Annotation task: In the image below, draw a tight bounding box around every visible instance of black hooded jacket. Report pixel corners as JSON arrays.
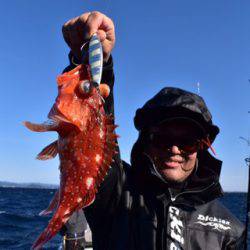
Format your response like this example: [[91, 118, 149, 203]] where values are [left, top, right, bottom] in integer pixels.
[[63, 56, 245, 250]]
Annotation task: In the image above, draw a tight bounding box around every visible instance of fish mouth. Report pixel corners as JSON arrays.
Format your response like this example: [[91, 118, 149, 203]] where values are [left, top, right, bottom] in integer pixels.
[[48, 104, 72, 123], [48, 104, 81, 133]]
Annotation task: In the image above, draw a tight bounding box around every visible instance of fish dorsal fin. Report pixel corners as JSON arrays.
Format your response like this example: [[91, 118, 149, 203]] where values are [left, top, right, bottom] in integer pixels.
[[96, 115, 118, 187], [37, 140, 58, 160]]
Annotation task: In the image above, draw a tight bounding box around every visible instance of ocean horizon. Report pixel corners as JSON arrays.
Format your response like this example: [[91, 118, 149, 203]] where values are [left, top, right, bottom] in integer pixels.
[[0, 180, 247, 192]]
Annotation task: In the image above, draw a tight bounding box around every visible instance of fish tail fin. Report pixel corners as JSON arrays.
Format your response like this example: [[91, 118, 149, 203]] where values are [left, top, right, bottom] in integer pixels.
[[39, 190, 59, 216], [32, 206, 69, 250], [31, 229, 54, 250], [23, 121, 57, 132], [31, 224, 57, 250]]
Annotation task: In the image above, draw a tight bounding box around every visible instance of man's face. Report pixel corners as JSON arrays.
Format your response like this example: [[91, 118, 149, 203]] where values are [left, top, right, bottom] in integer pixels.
[[145, 120, 204, 183]]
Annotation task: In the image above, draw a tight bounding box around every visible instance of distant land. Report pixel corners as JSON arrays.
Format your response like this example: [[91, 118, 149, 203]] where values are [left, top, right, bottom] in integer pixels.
[[0, 181, 58, 189], [0, 181, 246, 193]]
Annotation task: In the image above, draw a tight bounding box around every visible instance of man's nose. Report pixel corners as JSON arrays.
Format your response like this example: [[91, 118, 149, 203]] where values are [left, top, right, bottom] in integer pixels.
[[170, 145, 181, 154]]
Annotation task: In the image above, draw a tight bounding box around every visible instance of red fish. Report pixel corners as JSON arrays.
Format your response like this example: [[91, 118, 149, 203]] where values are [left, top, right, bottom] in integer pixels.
[[24, 64, 117, 249]]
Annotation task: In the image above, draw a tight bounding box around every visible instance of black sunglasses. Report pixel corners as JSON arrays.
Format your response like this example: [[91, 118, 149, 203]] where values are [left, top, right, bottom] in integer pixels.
[[148, 133, 204, 154]]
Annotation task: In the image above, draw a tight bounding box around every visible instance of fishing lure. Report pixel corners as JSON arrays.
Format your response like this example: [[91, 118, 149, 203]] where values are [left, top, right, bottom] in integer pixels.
[[24, 34, 118, 249]]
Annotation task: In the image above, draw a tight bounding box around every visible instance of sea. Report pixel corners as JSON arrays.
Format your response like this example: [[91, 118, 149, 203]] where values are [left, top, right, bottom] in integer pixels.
[[0, 187, 248, 249]]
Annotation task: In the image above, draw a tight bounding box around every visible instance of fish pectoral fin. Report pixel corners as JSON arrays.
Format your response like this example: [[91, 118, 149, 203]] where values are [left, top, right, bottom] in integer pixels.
[[37, 140, 58, 160], [23, 120, 58, 132]]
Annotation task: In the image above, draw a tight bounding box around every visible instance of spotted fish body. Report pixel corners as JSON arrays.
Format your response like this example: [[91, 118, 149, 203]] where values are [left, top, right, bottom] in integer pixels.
[[24, 62, 117, 249]]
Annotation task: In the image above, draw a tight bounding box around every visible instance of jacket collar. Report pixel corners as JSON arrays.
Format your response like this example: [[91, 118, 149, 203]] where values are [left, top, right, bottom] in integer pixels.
[[132, 150, 223, 206]]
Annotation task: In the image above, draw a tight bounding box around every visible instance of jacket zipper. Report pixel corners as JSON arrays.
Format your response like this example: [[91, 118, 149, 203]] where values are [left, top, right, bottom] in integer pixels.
[[169, 182, 216, 202]]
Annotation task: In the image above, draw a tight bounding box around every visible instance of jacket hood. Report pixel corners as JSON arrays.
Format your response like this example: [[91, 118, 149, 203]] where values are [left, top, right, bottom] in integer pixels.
[[134, 87, 219, 143]]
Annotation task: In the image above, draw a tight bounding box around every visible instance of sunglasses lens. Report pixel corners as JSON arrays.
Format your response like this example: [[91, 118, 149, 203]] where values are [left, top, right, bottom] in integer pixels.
[[150, 134, 171, 147], [180, 144, 199, 153], [149, 133, 201, 153]]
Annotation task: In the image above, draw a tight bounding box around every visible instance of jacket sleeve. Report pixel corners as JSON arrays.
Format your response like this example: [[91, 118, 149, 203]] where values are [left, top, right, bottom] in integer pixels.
[[225, 230, 245, 250], [60, 53, 124, 243]]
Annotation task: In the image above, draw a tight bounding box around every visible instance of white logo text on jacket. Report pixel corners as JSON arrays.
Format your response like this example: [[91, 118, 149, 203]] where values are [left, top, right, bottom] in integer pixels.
[[169, 206, 184, 250]]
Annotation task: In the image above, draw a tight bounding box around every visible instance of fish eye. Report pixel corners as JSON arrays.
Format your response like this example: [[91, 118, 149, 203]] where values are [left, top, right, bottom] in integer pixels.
[[79, 80, 92, 94]]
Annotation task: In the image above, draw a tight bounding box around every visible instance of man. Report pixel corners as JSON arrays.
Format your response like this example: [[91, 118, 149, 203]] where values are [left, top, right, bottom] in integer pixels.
[[61, 11, 245, 250]]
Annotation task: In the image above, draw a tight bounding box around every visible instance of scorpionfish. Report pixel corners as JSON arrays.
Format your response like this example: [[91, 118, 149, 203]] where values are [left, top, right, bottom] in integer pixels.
[[24, 63, 118, 249]]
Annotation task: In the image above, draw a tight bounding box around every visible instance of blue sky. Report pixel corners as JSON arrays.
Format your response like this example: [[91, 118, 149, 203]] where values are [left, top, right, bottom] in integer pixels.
[[1, 0, 249, 191]]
